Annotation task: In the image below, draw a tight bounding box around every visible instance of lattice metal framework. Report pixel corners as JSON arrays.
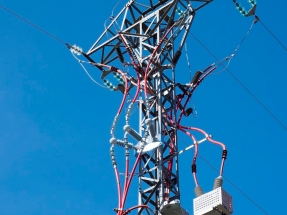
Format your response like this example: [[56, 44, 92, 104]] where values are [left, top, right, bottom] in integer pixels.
[[83, 0, 213, 214]]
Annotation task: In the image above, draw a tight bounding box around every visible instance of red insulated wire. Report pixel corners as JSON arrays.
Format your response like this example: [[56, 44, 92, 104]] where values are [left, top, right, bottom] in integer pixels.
[[122, 205, 150, 215], [179, 127, 199, 186], [97, 64, 129, 115], [221, 158, 227, 176], [179, 125, 227, 177], [179, 125, 226, 149], [122, 159, 129, 206], [206, 138, 226, 177], [120, 153, 142, 213], [206, 137, 226, 151], [179, 126, 208, 137], [115, 36, 140, 204], [131, 72, 141, 104], [165, 135, 175, 200], [98, 63, 129, 212], [118, 34, 141, 104], [118, 34, 138, 69], [116, 69, 129, 114], [164, 111, 174, 125], [114, 167, 122, 210], [177, 66, 217, 124], [176, 95, 184, 112]]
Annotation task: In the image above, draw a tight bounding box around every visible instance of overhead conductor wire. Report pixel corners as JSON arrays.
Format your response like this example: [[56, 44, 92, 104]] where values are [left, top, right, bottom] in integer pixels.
[[1, 3, 274, 215], [255, 15, 287, 52], [177, 136, 269, 215], [0, 4, 67, 45], [190, 19, 287, 132], [186, 11, 270, 215]]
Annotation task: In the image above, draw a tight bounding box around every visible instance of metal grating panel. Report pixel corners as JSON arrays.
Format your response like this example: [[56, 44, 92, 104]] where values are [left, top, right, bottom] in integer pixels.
[[193, 187, 233, 215], [222, 188, 233, 213]]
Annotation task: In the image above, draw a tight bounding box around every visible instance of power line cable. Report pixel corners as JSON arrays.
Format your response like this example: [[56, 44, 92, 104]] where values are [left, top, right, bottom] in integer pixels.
[[190, 30, 287, 132], [197, 153, 269, 215], [0, 4, 109, 89], [256, 15, 287, 52], [0, 4, 68, 46], [177, 136, 269, 215]]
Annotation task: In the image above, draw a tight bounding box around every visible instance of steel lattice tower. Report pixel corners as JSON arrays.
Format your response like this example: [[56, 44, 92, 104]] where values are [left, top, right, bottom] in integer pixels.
[[82, 0, 214, 214]]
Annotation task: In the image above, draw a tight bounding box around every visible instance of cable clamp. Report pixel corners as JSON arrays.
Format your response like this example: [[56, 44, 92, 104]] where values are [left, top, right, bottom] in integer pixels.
[[222, 149, 228, 159]]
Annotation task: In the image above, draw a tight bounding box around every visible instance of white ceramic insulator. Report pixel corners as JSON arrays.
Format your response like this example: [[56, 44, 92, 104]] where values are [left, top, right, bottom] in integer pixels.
[[110, 114, 120, 136], [109, 138, 137, 150], [145, 118, 156, 140], [124, 125, 142, 141], [125, 103, 134, 123]]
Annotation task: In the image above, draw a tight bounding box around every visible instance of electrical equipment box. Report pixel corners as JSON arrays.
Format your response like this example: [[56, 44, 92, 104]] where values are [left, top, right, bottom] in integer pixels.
[[160, 199, 189, 215], [193, 187, 233, 215]]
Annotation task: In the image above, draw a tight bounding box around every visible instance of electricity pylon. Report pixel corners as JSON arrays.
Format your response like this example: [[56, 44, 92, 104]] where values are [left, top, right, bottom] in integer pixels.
[[82, 0, 214, 214]]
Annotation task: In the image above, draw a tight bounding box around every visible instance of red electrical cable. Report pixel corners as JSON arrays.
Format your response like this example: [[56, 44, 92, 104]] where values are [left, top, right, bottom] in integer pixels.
[[132, 72, 141, 104], [206, 137, 226, 151], [122, 205, 151, 215], [179, 127, 199, 186], [97, 63, 130, 213], [117, 35, 142, 209], [219, 158, 225, 177], [118, 34, 139, 68], [120, 153, 142, 215], [165, 136, 175, 200], [207, 138, 226, 176], [114, 167, 122, 210], [122, 159, 129, 206], [118, 33, 142, 104], [179, 125, 227, 177], [177, 66, 217, 124], [97, 63, 129, 115]]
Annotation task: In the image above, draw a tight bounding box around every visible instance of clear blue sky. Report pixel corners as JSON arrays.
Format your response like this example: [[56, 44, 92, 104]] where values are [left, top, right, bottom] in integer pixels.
[[0, 0, 286, 214]]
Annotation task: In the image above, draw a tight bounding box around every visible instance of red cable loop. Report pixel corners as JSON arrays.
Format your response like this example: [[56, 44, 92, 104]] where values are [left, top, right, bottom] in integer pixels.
[[178, 128, 199, 187], [179, 125, 227, 177]]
